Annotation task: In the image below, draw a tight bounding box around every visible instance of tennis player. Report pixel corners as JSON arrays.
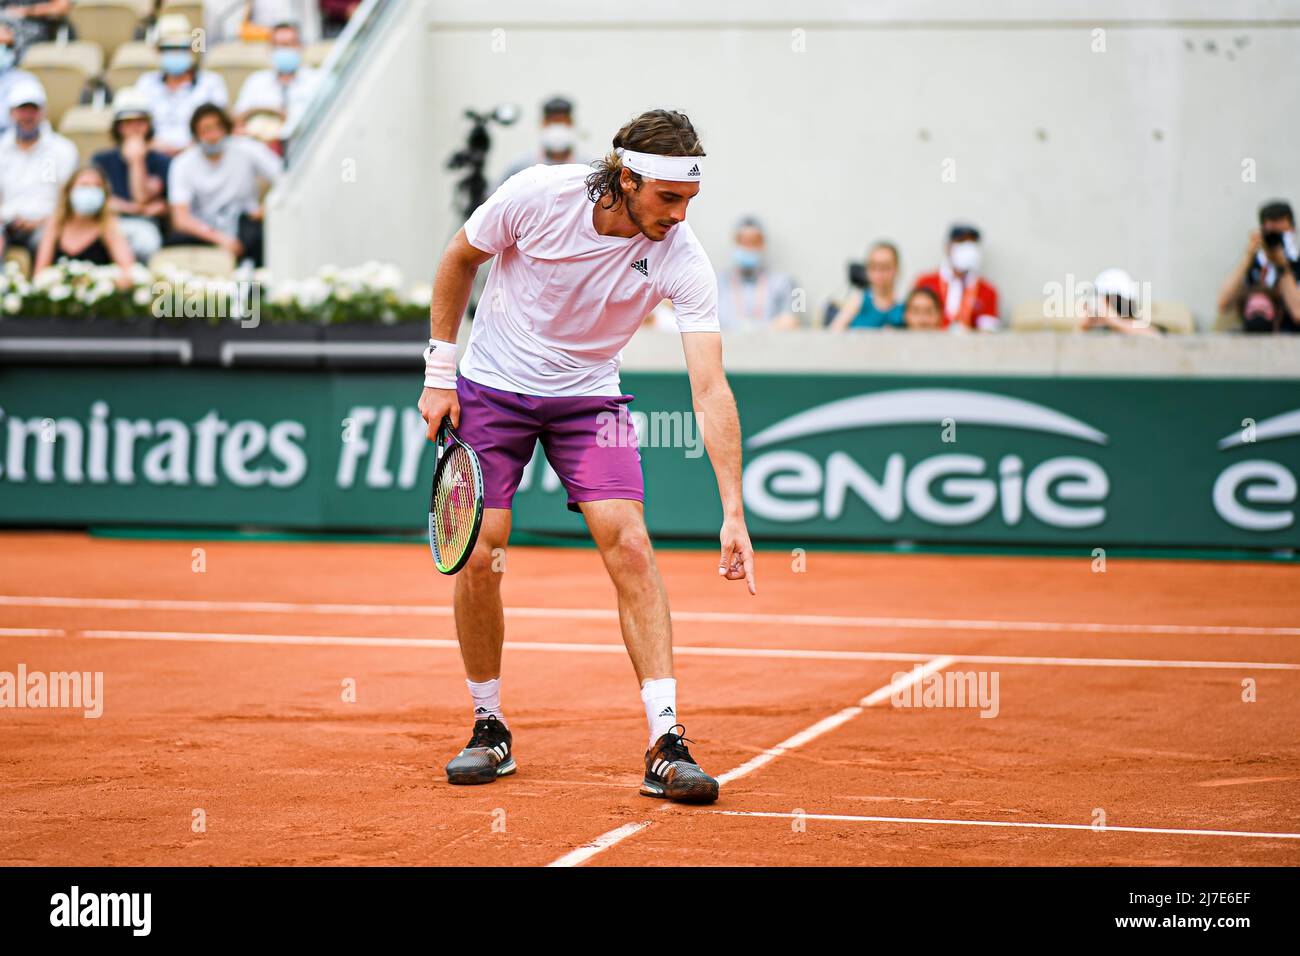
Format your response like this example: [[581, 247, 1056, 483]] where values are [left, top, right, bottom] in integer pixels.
[[418, 109, 755, 804]]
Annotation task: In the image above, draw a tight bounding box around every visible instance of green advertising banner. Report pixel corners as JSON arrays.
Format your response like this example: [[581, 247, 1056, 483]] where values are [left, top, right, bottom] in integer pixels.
[[1, 366, 1297, 548]]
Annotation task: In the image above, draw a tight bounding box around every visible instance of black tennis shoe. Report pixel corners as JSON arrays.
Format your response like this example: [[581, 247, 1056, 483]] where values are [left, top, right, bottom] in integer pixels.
[[445, 715, 515, 785], [641, 724, 719, 803]]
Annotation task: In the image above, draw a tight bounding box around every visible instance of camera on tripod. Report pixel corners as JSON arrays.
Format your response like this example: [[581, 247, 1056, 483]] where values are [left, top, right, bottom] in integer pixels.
[[448, 104, 520, 220]]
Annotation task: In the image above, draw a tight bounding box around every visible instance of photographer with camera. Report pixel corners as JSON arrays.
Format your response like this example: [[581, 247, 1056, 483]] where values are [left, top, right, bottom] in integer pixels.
[[1217, 200, 1300, 332], [828, 241, 905, 331]]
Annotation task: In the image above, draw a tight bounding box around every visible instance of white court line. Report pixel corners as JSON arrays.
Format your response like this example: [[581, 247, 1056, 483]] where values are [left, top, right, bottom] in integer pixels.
[[4, 627, 1300, 672], [543, 822, 654, 868], [0, 594, 1296, 637], [718, 656, 956, 786], [546, 656, 957, 868], [711, 811, 1300, 841]]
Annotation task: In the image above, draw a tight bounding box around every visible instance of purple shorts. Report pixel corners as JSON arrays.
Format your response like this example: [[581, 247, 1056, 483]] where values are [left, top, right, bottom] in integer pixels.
[[454, 376, 643, 512]]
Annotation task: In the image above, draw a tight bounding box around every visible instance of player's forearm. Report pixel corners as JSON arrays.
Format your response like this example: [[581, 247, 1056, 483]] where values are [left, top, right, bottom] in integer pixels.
[[693, 382, 745, 518], [428, 250, 478, 342]]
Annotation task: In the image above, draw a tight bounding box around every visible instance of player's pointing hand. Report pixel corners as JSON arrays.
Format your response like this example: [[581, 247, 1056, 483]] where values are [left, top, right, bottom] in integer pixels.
[[718, 516, 757, 595]]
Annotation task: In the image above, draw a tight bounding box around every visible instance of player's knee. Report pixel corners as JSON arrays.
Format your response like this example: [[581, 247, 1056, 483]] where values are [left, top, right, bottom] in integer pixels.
[[607, 527, 654, 577], [461, 543, 505, 584]]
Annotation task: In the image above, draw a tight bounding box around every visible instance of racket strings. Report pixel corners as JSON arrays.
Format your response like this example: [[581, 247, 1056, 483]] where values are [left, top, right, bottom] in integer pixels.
[[433, 444, 477, 565]]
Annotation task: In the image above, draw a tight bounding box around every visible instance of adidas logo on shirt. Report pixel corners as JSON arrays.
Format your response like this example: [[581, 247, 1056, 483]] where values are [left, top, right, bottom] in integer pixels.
[[687, 164, 700, 177], [658, 706, 675, 717], [631, 257, 649, 277]]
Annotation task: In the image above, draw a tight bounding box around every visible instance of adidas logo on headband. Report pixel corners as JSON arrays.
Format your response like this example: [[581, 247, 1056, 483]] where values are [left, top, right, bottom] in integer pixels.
[[617, 147, 704, 183]]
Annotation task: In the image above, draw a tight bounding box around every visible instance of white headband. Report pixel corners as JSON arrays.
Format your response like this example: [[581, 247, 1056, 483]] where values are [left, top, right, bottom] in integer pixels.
[[616, 148, 703, 183]]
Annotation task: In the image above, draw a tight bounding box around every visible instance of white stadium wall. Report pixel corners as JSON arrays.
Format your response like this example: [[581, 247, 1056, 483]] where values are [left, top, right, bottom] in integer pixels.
[[267, 0, 1300, 330]]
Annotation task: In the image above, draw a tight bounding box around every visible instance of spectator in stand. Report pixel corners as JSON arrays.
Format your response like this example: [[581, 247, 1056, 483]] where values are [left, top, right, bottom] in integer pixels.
[[0, 77, 77, 255], [1236, 286, 1286, 334], [499, 96, 585, 186], [137, 14, 229, 156], [0, 0, 69, 52], [92, 86, 170, 264], [715, 216, 798, 331], [320, 0, 360, 39], [829, 241, 905, 330], [33, 165, 135, 284], [1216, 200, 1300, 333], [219, 0, 321, 44], [913, 223, 1000, 331], [234, 21, 322, 139], [0, 21, 39, 137], [167, 103, 282, 267], [1076, 268, 1158, 337], [902, 286, 945, 331]]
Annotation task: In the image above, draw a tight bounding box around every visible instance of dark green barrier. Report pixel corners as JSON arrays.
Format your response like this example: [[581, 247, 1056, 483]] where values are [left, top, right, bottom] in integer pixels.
[[1, 366, 1297, 548]]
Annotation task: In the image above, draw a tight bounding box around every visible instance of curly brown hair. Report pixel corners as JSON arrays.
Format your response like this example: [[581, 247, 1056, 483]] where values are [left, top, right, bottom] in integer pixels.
[[585, 109, 706, 211]]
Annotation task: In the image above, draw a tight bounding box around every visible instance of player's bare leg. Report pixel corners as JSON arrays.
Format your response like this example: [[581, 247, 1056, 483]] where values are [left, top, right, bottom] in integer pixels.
[[580, 497, 719, 803], [453, 506, 512, 681], [445, 507, 515, 784], [579, 498, 673, 682]]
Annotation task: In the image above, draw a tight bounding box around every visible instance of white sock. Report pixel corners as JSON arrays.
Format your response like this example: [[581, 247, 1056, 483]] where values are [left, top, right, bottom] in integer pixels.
[[641, 677, 678, 747], [467, 677, 505, 726]]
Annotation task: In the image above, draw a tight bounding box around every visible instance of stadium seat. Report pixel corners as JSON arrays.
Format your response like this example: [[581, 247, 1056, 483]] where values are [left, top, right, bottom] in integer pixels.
[[157, 0, 204, 31], [19, 42, 105, 127], [104, 41, 159, 92], [205, 43, 273, 102], [58, 104, 115, 157], [1009, 299, 1076, 332], [150, 245, 237, 278], [1150, 301, 1194, 335], [3, 245, 34, 280], [1213, 307, 1242, 332], [304, 41, 334, 68], [68, 0, 147, 65]]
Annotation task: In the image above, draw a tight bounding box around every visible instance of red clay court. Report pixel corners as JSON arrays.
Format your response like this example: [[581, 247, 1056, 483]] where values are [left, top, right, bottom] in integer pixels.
[[1, 531, 1296, 867]]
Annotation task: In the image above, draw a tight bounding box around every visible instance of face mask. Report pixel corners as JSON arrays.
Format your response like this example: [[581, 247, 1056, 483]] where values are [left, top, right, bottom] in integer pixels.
[[15, 122, 40, 143], [540, 123, 576, 153], [200, 137, 226, 157], [0, 45, 15, 72], [271, 47, 302, 74], [70, 185, 105, 216], [734, 247, 763, 271], [160, 50, 193, 77], [949, 241, 981, 273]]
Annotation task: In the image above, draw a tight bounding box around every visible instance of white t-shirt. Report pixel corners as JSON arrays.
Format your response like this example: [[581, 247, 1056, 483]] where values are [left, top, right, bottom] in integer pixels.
[[168, 136, 282, 236], [136, 70, 230, 152], [0, 125, 78, 222], [460, 163, 719, 397], [234, 67, 322, 127]]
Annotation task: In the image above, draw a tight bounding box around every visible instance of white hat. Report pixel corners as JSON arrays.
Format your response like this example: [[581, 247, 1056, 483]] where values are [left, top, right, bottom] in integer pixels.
[[156, 13, 194, 48], [112, 86, 151, 121], [7, 77, 46, 110], [1094, 267, 1139, 301]]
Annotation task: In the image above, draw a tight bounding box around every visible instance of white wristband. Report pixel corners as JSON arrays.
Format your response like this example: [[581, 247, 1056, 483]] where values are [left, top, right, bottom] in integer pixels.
[[423, 338, 458, 389]]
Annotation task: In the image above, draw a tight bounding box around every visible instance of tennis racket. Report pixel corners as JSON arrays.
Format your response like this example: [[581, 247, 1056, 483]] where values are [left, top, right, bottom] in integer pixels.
[[428, 417, 484, 575]]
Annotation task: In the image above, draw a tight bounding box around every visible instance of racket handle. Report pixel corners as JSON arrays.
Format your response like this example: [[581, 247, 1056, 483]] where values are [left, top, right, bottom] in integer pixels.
[[436, 416, 456, 458]]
